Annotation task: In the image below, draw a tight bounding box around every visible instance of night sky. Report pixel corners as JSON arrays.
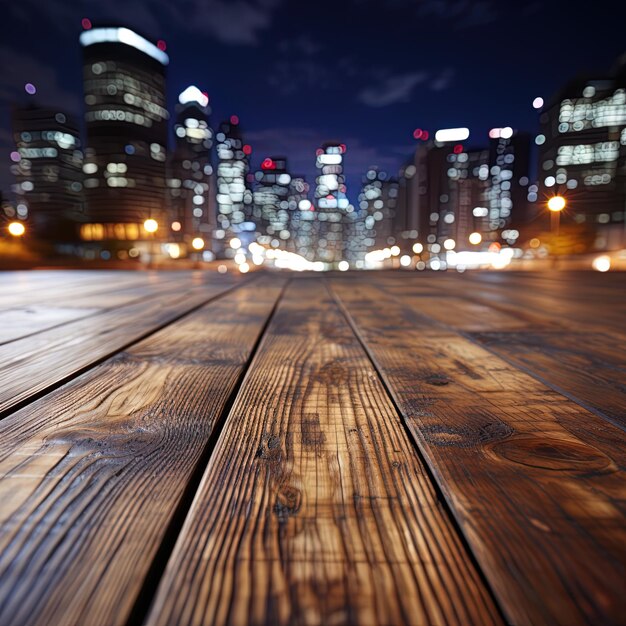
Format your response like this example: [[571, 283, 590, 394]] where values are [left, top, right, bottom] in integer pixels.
[[1, 0, 625, 200]]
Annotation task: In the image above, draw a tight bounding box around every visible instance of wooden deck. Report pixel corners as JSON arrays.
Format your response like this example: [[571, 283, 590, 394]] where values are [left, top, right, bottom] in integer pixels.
[[0, 270, 624, 626]]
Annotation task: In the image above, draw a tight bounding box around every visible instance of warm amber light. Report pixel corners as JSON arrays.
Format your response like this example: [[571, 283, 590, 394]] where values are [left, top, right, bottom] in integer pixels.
[[547, 196, 566, 212], [143, 218, 158, 233], [8, 221, 26, 237], [191, 237, 204, 250], [468, 232, 482, 245]]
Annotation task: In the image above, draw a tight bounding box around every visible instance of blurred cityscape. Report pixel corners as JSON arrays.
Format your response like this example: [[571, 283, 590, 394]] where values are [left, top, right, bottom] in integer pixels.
[[1, 22, 625, 272]]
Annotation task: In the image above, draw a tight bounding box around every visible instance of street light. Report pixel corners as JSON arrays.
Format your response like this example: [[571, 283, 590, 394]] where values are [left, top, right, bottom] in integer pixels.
[[547, 195, 566, 266], [547, 195, 566, 213], [468, 232, 482, 245], [7, 221, 26, 237], [143, 218, 158, 234], [143, 219, 159, 267], [547, 195, 566, 239]]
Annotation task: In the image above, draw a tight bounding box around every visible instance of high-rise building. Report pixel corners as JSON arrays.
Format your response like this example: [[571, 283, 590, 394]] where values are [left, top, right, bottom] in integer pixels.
[[252, 156, 291, 247], [314, 143, 349, 265], [215, 117, 253, 254], [11, 105, 84, 241], [79, 25, 169, 246], [287, 175, 314, 257], [395, 128, 529, 258], [536, 57, 626, 250], [168, 86, 213, 244]]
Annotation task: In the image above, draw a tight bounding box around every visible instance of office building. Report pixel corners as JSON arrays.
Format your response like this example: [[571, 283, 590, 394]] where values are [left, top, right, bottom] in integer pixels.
[[79, 25, 169, 245]]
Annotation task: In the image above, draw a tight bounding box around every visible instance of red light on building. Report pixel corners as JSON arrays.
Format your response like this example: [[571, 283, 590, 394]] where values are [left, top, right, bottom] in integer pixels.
[[340, 143, 347, 153], [157, 40, 167, 51], [262, 158, 275, 170], [422, 130, 429, 140], [413, 128, 423, 139], [81, 18, 92, 29], [243, 144, 252, 155], [453, 144, 463, 154], [316, 148, 323, 156], [230, 115, 239, 125], [202, 91, 209, 102]]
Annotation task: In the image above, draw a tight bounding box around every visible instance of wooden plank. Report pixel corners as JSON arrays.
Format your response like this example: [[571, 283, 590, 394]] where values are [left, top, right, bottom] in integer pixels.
[[375, 274, 626, 429], [330, 278, 626, 626], [0, 274, 214, 345], [472, 330, 626, 430], [454, 272, 626, 336], [0, 306, 100, 344], [0, 271, 149, 309], [0, 277, 285, 626], [0, 273, 243, 416], [0, 271, 197, 311], [146, 279, 502, 626]]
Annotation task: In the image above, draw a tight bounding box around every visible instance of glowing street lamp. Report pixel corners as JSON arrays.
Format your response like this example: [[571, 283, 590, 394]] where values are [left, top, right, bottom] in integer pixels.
[[7, 221, 26, 237], [547, 195, 566, 260], [468, 232, 482, 245], [191, 237, 204, 250], [547, 195, 566, 212], [143, 218, 158, 233]]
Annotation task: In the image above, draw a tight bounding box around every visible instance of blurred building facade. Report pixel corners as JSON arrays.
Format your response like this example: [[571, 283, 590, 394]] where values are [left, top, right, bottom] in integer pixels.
[[314, 143, 349, 264], [10, 106, 84, 241], [535, 57, 626, 251], [79, 26, 169, 248], [252, 156, 291, 248], [214, 118, 253, 254], [168, 86, 214, 245]]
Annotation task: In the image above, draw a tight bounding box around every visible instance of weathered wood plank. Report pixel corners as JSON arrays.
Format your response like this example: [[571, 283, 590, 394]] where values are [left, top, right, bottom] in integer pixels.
[[0, 277, 285, 626], [0, 274, 243, 416], [146, 279, 502, 626], [0, 274, 218, 345], [330, 278, 626, 626], [471, 330, 626, 429]]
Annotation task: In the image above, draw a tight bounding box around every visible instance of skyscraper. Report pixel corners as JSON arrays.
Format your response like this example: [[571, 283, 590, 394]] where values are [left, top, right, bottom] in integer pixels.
[[168, 86, 213, 244], [79, 25, 169, 246], [215, 117, 253, 254], [252, 156, 291, 247], [11, 105, 84, 241], [314, 143, 349, 265], [536, 57, 626, 250]]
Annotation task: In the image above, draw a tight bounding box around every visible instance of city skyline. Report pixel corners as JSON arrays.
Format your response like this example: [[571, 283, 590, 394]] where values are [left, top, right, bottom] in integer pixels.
[[1, 0, 625, 198]]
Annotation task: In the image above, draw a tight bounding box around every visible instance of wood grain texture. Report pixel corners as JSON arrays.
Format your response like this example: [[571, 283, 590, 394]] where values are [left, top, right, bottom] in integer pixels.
[[0, 277, 285, 626], [0, 273, 242, 416], [471, 330, 626, 430], [330, 278, 626, 626], [146, 279, 502, 626]]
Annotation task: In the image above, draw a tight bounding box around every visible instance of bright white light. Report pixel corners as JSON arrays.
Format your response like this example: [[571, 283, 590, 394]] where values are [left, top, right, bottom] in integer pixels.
[[390, 245, 400, 256], [338, 261, 349, 271], [179, 86, 208, 107], [435, 127, 470, 142], [80, 27, 169, 65], [592, 255, 611, 272], [400, 255, 411, 267], [469, 232, 482, 245], [298, 199, 312, 211], [234, 252, 246, 265], [230, 237, 241, 249], [443, 238, 456, 250], [318, 154, 342, 165], [533, 97, 544, 109], [489, 127, 513, 139], [239, 263, 250, 274], [412, 242, 423, 254]]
